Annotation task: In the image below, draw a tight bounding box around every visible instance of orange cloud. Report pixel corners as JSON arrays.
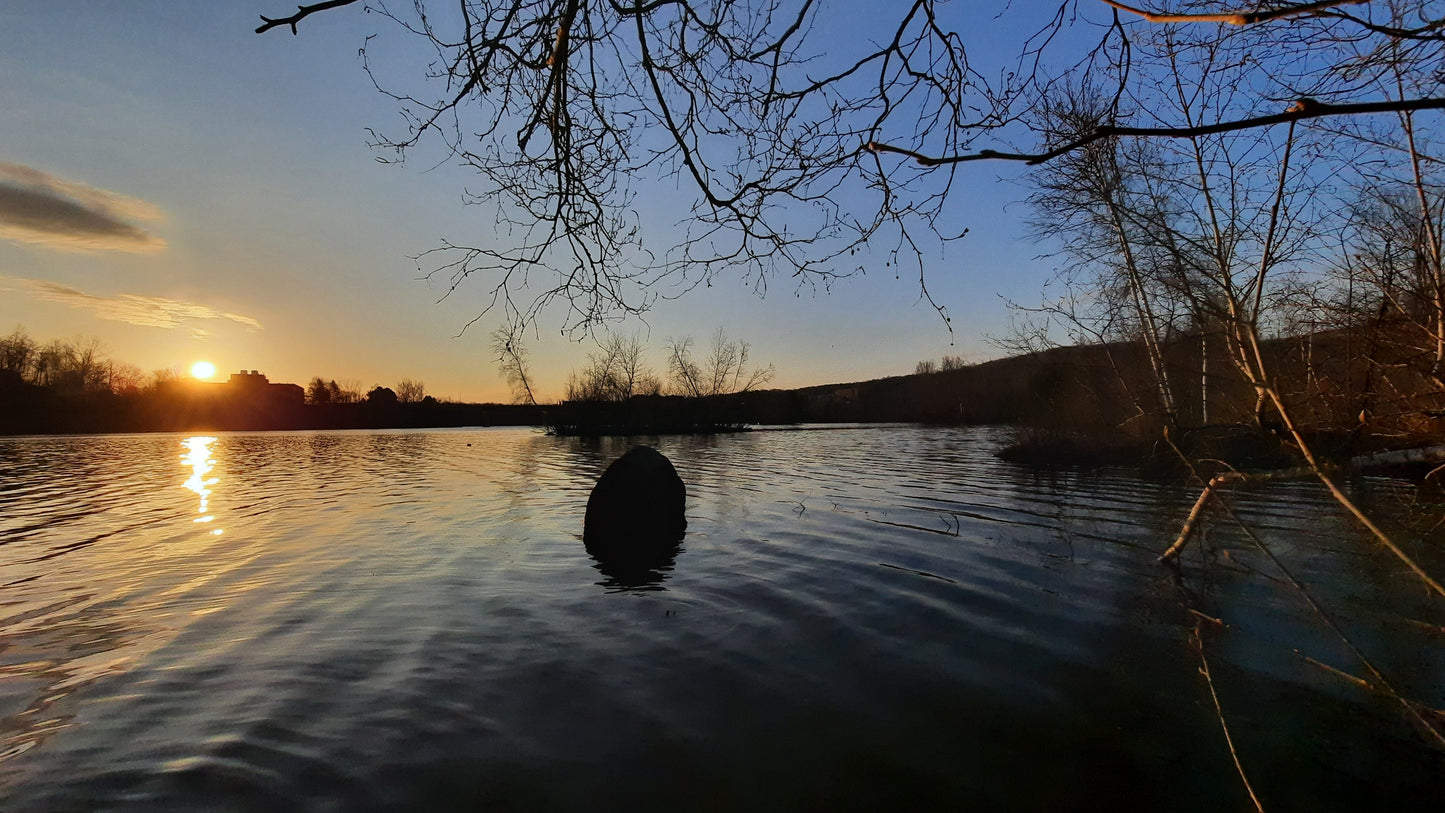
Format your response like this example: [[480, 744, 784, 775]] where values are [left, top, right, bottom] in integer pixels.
[[0, 161, 165, 253]]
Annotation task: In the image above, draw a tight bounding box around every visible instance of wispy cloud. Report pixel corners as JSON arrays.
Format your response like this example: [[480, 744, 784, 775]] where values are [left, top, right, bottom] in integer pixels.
[[0, 161, 165, 253], [2, 276, 262, 331]]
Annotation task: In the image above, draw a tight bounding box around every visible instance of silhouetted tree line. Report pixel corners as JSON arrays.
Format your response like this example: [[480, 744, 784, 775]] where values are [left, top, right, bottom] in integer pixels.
[[914, 356, 966, 376], [1, 328, 147, 395], [7, 319, 1441, 449], [0, 327, 547, 435]]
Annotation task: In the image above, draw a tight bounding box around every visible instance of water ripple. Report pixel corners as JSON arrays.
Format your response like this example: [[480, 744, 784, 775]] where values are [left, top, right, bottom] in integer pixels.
[[0, 426, 1440, 809]]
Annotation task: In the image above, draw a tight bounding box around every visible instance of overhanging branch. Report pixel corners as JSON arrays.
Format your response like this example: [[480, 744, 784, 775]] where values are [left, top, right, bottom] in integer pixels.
[[1100, 0, 1369, 26], [866, 97, 1445, 168], [256, 0, 361, 35]]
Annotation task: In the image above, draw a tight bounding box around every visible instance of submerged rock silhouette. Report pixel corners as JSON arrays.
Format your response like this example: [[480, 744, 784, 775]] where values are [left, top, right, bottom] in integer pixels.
[[584, 446, 687, 566]]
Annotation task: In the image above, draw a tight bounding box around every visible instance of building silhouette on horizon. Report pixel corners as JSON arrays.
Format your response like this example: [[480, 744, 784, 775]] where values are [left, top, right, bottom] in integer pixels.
[[222, 369, 305, 406]]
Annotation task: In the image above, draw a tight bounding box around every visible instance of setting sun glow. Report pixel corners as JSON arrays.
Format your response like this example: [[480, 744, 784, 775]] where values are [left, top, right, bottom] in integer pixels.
[[190, 361, 216, 380]]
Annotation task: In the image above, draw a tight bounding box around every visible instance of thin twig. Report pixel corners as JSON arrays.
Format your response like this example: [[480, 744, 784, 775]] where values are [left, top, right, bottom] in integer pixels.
[[1156, 423, 1445, 596], [1188, 608, 1225, 627], [1192, 619, 1267, 812], [1213, 498, 1445, 748], [1296, 651, 1375, 690], [1296, 651, 1445, 725]]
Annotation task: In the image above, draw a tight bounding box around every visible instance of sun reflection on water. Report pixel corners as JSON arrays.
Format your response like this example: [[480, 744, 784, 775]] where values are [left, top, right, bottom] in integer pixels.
[[181, 436, 223, 536]]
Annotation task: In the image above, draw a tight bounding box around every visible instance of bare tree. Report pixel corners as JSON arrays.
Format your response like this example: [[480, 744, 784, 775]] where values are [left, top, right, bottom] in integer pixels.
[[23, 336, 110, 394], [306, 376, 332, 404], [335, 379, 365, 403], [256, 1, 1445, 338], [665, 336, 703, 398], [564, 330, 667, 401], [149, 367, 182, 391], [32, 340, 68, 389], [0, 327, 36, 380], [0, 330, 130, 395], [613, 332, 662, 397], [1332, 120, 1445, 391], [1027, 86, 1183, 426], [914, 360, 938, 375], [303, 377, 361, 404], [395, 378, 426, 403], [491, 327, 538, 404], [565, 337, 622, 402], [107, 361, 148, 395], [255, 0, 999, 333], [667, 328, 773, 397]]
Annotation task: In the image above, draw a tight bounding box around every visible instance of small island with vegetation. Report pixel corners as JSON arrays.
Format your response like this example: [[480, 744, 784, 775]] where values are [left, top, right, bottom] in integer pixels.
[[517, 329, 775, 436]]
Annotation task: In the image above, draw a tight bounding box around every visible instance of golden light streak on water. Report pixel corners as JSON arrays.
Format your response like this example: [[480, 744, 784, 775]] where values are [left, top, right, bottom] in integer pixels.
[[181, 435, 222, 535]]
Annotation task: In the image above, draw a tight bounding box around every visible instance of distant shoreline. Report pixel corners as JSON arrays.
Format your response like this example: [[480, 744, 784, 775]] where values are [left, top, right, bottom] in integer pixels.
[[7, 332, 1443, 480]]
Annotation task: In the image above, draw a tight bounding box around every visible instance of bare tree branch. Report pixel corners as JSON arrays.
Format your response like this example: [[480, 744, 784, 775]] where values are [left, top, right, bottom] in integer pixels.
[[253, 0, 1445, 357], [1100, 0, 1368, 27], [491, 326, 538, 404], [867, 97, 1445, 168], [256, 0, 361, 35]]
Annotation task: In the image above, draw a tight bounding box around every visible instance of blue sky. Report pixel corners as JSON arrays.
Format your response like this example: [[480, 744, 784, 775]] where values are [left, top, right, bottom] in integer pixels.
[[0, 1, 1072, 402]]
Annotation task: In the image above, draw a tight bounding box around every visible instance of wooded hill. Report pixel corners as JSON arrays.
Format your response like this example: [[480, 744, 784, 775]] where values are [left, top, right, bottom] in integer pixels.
[[744, 325, 1444, 463]]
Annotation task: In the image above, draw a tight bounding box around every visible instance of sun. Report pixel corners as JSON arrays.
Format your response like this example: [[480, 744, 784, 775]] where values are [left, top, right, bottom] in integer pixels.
[[190, 361, 217, 380]]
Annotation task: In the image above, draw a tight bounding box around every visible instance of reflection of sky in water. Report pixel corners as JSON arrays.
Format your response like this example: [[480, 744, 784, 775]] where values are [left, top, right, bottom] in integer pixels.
[[0, 428, 1439, 810], [181, 436, 222, 536]]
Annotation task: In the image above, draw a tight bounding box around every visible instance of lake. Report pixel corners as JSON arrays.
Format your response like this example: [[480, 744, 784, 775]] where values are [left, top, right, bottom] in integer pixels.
[[1, 425, 1441, 810]]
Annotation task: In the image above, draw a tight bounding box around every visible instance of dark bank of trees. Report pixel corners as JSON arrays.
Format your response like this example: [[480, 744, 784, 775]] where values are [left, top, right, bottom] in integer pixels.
[[0, 327, 183, 434], [914, 356, 966, 376], [303, 376, 429, 406], [1, 328, 147, 395], [305, 376, 364, 405], [0, 327, 545, 435]]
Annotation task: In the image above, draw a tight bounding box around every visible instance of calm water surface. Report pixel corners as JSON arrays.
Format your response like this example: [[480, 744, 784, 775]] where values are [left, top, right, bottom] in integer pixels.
[[0, 425, 1441, 810]]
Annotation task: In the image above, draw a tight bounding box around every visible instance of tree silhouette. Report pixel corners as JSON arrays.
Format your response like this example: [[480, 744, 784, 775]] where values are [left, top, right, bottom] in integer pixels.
[[666, 328, 773, 397], [0, 328, 142, 396], [0, 328, 37, 378], [491, 327, 538, 404], [395, 378, 426, 403], [564, 331, 660, 402], [367, 385, 399, 405], [306, 376, 333, 405], [257, 1, 1445, 336]]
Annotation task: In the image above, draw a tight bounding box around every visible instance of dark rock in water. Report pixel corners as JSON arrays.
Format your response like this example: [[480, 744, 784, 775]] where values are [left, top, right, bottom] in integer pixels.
[[584, 446, 687, 565]]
